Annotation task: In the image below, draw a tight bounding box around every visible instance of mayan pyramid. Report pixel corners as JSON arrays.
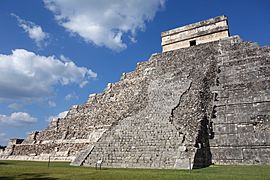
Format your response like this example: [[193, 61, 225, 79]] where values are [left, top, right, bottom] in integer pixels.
[[1, 15, 269, 169]]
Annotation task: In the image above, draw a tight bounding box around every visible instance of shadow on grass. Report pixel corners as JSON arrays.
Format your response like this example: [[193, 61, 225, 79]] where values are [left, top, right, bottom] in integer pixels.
[[0, 173, 59, 180], [0, 161, 11, 165], [0, 177, 14, 180]]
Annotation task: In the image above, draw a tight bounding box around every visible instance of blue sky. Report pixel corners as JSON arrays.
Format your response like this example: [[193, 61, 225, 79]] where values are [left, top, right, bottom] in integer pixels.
[[0, 0, 269, 145]]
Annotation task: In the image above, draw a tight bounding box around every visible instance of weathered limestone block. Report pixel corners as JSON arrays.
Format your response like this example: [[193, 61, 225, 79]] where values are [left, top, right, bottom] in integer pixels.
[[22, 131, 38, 144], [162, 15, 229, 52], [210, 36, 270, 165]]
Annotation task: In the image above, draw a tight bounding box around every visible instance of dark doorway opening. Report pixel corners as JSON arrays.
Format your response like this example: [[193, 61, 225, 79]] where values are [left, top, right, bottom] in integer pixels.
[[190, 40, 196, 46]]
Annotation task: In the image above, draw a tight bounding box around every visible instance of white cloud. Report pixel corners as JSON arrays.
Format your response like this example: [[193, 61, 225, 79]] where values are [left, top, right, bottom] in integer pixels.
[[0, 112, 37, 126], [48, 100, 56, 107], [59, 54, 71, 62], [43, 0, 166, 51], [0, 49, 97, 101], [65, 92, 78, 101], [79, 80, 88, 88], [48, 111, 68, 122], [11, 13, 49, 48], [8, 103, 23, 110]]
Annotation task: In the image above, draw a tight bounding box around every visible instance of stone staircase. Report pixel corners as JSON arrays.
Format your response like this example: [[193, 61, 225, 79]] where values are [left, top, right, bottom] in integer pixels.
[[78, 39, 223, 169], [70, 145, 95, 166], [83, 76, 194, 169]]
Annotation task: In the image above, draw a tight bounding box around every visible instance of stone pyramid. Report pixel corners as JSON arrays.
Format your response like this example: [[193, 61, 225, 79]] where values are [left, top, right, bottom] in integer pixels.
[[1, 16, 269, 169]]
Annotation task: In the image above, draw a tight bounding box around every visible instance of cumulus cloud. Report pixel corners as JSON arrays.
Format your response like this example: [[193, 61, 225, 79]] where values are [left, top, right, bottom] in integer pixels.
[[11, 13, 49, 48], [48, 111, 68, 122], [0, 112, 37, 126], [0, 49, 97, 101], [65, 92, 79, 101], [43, 0, 166, 51], [59, 54, 72, 62]]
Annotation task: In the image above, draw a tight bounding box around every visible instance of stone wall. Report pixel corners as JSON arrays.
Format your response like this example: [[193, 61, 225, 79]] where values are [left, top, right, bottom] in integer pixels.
[[161, 15, 229, 52], [209, 36, 270, 164]]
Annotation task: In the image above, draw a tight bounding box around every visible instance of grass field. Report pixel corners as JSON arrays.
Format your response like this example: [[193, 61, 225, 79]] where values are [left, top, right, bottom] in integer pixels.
[[0, 160, 269, 180]]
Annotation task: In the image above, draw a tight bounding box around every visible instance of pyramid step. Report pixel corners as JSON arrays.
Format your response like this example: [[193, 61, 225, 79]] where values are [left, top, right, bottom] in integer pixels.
[[70, 145, 95, 166], [221, 46, 270, 61]]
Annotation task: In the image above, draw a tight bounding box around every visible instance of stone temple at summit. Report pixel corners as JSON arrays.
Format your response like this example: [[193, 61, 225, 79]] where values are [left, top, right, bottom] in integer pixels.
[[0, 15, 270, 169]]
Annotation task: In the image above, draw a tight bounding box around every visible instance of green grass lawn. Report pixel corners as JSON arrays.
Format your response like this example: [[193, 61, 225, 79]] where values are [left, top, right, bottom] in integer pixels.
[[0, 160, 269, 180]]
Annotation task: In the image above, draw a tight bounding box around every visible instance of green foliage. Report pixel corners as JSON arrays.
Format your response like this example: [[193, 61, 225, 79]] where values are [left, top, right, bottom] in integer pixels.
[[0, 160, 269, 180]]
